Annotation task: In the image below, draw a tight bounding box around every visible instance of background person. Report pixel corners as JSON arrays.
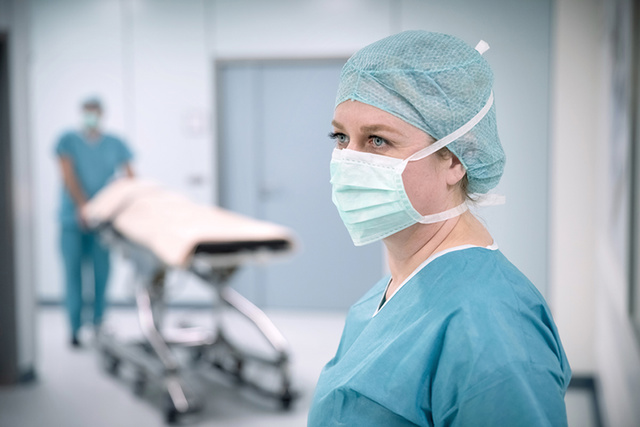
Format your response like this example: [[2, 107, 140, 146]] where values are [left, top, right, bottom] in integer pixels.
[[55, 96, 134, 347], [308, 31, 571, 426]]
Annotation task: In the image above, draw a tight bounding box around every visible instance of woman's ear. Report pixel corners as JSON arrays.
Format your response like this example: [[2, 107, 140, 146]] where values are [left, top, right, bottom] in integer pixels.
[[446, 154, 466, 186]]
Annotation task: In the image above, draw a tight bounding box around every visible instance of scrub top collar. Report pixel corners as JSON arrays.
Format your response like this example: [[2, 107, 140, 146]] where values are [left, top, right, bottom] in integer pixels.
[[81, 130, 104, 145], [374, 242, 499, 317]]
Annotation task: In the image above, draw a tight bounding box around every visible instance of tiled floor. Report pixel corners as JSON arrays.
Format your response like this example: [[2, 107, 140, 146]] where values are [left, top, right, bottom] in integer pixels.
[[0, 307, 598, 427]]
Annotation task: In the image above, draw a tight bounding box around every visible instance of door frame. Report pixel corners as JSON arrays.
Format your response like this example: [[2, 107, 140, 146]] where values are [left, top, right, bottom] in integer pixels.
[[213, 56, 350, 207], [0, 31, 19, 385]]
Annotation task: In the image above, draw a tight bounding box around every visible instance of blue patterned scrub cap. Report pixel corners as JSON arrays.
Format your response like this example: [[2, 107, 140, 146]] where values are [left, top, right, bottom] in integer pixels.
[[335, 30, 505, 194]]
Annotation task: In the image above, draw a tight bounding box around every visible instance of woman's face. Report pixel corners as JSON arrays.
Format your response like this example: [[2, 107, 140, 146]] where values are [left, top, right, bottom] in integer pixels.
[[331, 100, 465, 216]]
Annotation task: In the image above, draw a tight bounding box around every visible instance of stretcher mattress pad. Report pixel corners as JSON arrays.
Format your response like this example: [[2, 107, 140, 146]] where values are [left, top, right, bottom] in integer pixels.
[[84, 178, 295, 267]]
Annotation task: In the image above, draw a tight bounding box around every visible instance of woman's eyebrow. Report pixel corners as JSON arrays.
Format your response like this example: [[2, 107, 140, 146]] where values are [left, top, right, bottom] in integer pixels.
[[360, 124, 405, 137], [331, 121, 406, 138]]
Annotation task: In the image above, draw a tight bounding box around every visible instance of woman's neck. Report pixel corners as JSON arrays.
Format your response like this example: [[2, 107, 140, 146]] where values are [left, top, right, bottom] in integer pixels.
[[383, 211, 492, 298]]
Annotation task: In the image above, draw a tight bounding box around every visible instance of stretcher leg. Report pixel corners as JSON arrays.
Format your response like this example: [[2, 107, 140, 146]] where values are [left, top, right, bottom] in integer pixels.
[[97, 244, 296, 422], [220, 286, 289, 356], [191, 270, 295, 408]]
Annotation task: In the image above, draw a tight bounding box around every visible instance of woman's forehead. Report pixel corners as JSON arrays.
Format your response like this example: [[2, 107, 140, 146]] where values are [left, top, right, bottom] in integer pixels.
[[333, 100, 433, 140]]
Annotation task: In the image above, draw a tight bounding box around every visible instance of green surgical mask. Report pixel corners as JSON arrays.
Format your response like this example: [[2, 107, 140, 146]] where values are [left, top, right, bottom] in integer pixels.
[[330, 148, 468, 246]]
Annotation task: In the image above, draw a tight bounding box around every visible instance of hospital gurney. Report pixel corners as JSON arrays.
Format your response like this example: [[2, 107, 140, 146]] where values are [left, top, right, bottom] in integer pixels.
[[83, 178, 297, 423]]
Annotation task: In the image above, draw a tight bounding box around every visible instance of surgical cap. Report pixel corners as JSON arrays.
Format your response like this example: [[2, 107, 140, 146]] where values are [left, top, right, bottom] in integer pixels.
[[82, 96, 103, 110], [335, 30, 505, 194]]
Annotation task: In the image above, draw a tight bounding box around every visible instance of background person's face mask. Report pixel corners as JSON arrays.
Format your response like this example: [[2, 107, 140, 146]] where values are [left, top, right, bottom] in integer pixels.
[[83, 111, 100, 130], [330, 93, 493, 246]]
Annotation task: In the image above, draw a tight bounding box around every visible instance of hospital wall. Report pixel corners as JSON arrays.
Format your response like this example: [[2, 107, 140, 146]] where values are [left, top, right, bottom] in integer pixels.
[[551, 0, 599, 382]]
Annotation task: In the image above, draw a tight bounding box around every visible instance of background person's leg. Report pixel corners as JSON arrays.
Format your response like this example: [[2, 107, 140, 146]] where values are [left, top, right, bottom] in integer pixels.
[[60, 225, 83, 345], [90, 232, 110, 329]]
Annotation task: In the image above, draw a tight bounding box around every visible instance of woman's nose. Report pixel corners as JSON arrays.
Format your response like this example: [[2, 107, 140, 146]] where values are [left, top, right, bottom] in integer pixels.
[[344, 140, 364, 152]]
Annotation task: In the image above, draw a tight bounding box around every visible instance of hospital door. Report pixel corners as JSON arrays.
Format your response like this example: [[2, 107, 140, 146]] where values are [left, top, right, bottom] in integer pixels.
[[218, 60, 384, 310]]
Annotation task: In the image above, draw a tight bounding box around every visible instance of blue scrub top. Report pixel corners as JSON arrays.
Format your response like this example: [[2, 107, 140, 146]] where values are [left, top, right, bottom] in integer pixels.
[[308, 246, 571, 427], [55, 131, 133, 226]]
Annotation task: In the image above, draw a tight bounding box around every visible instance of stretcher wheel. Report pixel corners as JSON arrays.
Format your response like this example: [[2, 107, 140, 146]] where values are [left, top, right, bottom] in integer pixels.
[[164, 394, 179, 424], [210, 355, 243, 378], [140, 342, 154, 355], [190, 347, 204, 363], [165, 407, 178, 424], [280, 388, 293, 410], [232, 358, 244, 382], [132, 371, 146, 396], [103, 353, 121, 376]]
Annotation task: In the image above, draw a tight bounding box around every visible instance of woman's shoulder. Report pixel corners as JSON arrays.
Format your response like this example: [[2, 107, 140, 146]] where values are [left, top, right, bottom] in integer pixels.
[[425, 246, 540, 300], [412, 247, 556, 344], [425, 247, 567, 368]]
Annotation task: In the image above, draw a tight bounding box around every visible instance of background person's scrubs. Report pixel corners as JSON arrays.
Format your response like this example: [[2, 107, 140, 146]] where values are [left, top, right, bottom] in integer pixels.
[[308, 246, 571, 427], [56, 131, 132, 337]]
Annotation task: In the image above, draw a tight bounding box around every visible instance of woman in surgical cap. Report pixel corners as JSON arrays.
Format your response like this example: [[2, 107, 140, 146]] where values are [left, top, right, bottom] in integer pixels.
[[308, 31, 571, 426]]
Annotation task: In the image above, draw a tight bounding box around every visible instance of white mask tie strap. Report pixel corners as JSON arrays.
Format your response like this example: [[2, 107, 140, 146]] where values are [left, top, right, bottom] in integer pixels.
[[475, 40, 490, 55], [470, 192, 506, 207], [416, 202, 469, 224], [406, 91, 494, 163]]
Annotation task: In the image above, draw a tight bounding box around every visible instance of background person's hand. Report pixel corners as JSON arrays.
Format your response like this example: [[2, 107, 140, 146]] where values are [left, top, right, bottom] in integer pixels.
[[76, 202, 88, 230]]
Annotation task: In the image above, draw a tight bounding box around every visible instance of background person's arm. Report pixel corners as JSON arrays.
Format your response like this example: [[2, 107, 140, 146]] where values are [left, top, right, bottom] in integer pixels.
[[123, 162, 135, 178], [59, 156, 88, 227]]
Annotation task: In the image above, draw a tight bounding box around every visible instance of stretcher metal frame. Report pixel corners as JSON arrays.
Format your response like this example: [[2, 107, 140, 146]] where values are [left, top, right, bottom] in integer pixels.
[[96, 225, 295, 424]]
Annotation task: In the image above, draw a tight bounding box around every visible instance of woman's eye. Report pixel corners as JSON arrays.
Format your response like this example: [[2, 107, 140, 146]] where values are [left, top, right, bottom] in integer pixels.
[[371, 136, 387, 147], [329, 132, 349, 145]]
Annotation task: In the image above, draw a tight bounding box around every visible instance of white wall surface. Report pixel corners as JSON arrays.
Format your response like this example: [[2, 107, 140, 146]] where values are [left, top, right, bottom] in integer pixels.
[[127, 0, 213, 202], [550, 0, 599, 375], [210, 0, 394, 59]]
